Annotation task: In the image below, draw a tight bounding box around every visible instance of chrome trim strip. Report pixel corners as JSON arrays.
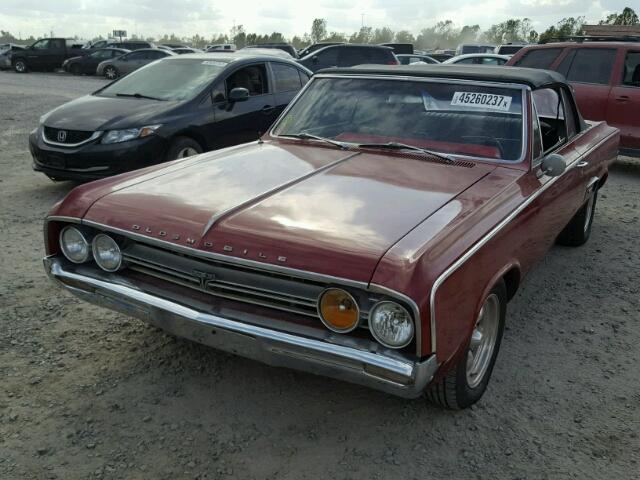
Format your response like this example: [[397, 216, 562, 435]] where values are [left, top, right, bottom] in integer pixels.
[[45, 256, 439, 398], [428, 130, 618, 354], [47, 215, 83, 224], [42, 129, 102, 148], [201, 151, 360, 236], [80, 219, 370, 290]]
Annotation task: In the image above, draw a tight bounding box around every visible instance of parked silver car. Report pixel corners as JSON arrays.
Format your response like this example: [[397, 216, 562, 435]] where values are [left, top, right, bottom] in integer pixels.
[[442, 53, 510, 66], [96, 48, 175, 79], [0, 43, 25, 69]]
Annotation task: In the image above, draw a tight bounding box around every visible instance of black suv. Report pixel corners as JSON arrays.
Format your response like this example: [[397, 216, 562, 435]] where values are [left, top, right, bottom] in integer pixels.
[[30, 52, 313, 181], [297, 44, 398, 72]]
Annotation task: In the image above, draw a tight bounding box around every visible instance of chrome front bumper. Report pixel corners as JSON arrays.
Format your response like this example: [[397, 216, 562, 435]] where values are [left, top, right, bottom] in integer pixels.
[[45, 257, 438, 398]]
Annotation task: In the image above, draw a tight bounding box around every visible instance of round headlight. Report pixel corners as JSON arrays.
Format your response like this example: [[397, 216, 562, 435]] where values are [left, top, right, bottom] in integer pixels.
[[318, 288, 360, 333], [59, 226, 91, 263], [369, 301, 414, 349], [92, 234, 122, 271]]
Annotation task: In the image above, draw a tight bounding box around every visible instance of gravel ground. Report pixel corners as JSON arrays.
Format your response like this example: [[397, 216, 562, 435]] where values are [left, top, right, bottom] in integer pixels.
[[1, 71, 639, 480]]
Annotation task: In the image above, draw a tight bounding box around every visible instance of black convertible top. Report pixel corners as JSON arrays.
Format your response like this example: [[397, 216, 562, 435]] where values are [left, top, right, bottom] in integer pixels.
[[317, 64, 567, 89]]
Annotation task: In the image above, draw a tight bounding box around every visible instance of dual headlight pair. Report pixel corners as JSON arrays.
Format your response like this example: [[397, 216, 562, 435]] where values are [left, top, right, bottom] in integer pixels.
[[59, 226, 122, 272], [318, 288, 414, 349]]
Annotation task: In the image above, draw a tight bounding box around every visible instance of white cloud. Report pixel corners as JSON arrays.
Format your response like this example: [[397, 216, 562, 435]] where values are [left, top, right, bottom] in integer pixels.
[[0, 0, 620, 40]]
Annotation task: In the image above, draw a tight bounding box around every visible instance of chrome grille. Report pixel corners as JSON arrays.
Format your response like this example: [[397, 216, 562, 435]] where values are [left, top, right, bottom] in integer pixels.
[[122, 243, 326, 318], [44, 126, 95, 145]]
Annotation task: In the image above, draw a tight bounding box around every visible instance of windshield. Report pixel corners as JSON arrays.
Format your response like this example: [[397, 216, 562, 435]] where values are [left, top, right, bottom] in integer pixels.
[[273, 77, 524, 161], [97, 58, 229, 101]]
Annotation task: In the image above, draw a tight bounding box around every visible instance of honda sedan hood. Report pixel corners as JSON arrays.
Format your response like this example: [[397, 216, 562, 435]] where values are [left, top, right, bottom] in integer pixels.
[[82, 141, 495, 282], [41, 94, 177, 131]]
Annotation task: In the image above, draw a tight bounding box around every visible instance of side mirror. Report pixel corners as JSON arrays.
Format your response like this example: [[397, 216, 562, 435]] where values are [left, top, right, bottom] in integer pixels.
[[540, 153, 567, 177], [312, 55, 319, 64], [229, 87, 249, 102]]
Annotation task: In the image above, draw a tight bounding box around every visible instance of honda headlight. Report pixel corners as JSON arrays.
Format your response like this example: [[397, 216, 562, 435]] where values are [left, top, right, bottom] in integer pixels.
[[369, 301, 414, 349], [101, 125, 161, 144]]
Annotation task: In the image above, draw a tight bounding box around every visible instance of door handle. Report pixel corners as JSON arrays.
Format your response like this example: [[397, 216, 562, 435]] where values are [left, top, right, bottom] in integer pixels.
[[576, 161, 589, 168], [615, 95, 630, 102], [261, 105, 275, 114]]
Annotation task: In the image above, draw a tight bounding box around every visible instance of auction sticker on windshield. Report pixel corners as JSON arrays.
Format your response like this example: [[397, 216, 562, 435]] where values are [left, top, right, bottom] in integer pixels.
[[451, 92, 512, 112]]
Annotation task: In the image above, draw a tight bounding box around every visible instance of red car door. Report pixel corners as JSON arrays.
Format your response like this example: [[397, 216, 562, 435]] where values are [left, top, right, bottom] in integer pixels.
[[556, 47, 617, 123], [606, 48, 640, 152], [526, 87, 590, 254]]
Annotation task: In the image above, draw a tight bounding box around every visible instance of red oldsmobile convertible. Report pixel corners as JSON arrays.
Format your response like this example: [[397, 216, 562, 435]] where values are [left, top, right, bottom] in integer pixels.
[[44, 65, 619, 409]]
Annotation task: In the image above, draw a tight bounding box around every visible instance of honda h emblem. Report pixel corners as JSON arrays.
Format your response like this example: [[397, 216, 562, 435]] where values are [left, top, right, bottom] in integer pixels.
[[57, 130, 67, 142]]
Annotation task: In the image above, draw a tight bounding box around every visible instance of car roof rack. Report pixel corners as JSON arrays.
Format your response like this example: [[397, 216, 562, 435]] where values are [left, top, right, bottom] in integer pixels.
[[539, 35, 640, 44]]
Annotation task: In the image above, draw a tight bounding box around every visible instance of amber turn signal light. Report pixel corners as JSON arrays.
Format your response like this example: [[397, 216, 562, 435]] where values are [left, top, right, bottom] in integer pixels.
[[318, 288, 360, 333]]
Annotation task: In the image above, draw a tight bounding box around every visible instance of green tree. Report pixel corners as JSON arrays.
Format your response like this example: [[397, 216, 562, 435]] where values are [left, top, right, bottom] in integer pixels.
[[371, 27, 394, 43], [394, 30, 415, 44], [600, 7, 638, 25], [349, 26, 373, 43], [230, 24, 246, 48], [539, 16, 584, 42], [311, 18, 327, 43]]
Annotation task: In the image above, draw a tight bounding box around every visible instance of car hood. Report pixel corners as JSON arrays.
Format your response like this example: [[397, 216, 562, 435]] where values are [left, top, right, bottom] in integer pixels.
[[41, 95, 177, 131], [78, 141, 495, 282]]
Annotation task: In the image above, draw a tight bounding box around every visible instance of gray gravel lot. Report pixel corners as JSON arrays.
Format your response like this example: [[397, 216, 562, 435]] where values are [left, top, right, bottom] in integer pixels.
[[1, 71, 639, 480]]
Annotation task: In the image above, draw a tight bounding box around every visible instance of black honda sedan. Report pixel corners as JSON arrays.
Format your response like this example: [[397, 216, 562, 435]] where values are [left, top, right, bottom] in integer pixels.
[[30, 52, 312, 181]]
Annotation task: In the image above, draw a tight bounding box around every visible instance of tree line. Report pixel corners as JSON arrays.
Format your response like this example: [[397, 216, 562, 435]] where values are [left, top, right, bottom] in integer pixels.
[[1, 7, 637, 50]]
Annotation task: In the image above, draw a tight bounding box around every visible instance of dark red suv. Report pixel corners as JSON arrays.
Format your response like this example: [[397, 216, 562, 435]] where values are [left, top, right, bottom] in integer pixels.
[[506, 39, 640, 156]]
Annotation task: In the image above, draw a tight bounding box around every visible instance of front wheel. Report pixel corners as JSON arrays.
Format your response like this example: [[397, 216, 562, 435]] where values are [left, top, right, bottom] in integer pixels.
[[13, 59, 27, 73], [166, 136, 203, 160], [426, 280, 507, 409], [70, 63, 81, 75], [104, 65, 118, 80]]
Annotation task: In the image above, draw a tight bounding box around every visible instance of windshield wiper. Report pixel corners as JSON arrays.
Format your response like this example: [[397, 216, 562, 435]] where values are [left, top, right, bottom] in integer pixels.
[[356, 142, 456, 164], [115, 93, 164, 101], [280, 132, 349, 150]]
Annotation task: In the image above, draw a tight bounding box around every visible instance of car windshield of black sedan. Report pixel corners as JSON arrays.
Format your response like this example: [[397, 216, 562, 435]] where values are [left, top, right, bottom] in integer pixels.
[[273, 78, 525, 161], [97, 58, 229, 101]]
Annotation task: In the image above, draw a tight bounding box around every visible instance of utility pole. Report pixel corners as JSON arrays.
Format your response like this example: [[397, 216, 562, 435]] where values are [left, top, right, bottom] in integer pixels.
[[361, 13, 365, 28]]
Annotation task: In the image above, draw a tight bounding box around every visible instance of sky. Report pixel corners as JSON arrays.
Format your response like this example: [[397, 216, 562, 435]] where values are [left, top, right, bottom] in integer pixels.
[[0, 0, 633, 40]]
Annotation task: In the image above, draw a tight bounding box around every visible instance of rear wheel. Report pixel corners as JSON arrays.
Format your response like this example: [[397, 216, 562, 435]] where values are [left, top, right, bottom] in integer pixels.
[[13, 59, 27, 73], [104, 65, 118, 80], [557, 190, 597, 247], [166, 137, 203, 160], [426, 280, 507, 409]]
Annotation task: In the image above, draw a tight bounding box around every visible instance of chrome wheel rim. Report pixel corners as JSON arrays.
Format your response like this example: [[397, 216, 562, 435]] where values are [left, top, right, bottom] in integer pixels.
[[105, 68, 116, 79], [176, 147, 198, 158], [583, 194, 595, 234], [466, 294, 500, 389], [15, 61, 25, 72]]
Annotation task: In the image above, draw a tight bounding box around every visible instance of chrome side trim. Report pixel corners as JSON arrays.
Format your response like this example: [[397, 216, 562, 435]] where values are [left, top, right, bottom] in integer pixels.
[[80, 219, 370, 290], [45, 256, 439, 398], [429, 130, 618, 354], [201, 151, 360, 236], [42, 129, 102, 148]]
